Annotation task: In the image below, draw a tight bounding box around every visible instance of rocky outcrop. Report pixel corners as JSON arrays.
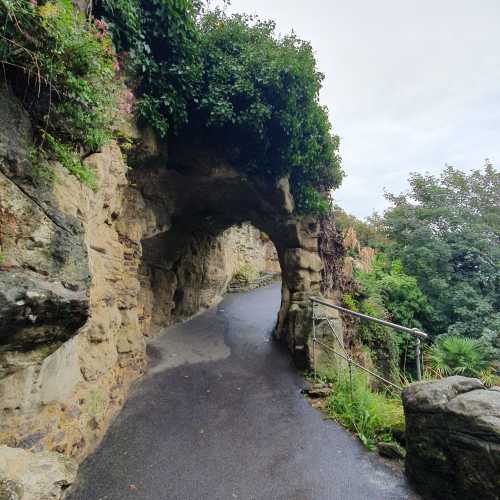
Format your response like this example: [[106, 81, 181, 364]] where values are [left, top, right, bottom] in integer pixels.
[[225, 223, 280, 275], [402, 376, 500, 500], [0, 85, 89, 380], [0, 445, 77, 500], [1, 84, 146, 460]]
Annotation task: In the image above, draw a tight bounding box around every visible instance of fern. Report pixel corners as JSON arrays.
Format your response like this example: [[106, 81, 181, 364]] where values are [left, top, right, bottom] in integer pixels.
[[427, 336, 489, 377]]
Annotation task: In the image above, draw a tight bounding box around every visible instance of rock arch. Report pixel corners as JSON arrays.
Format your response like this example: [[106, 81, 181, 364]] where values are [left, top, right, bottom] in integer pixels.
[[126, 139, 323, 367]]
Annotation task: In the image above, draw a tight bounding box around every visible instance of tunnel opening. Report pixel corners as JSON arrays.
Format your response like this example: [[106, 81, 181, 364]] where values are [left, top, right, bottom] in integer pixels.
[[138, 220, 282, 341]]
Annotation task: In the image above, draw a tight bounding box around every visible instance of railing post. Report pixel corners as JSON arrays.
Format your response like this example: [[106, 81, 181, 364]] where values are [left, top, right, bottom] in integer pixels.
[[312, 301, 317, 382], [348, 358, 353, 401], [415, 337, 422, 381]]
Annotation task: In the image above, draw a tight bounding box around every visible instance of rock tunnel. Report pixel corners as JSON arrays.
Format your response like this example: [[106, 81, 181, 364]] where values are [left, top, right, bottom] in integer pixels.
[[0, 84, 326, 458], [128, 136, 324, 368]]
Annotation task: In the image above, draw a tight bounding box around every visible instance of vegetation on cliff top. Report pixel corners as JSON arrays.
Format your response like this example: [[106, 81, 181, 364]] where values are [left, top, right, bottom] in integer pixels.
[[1, 0, 343, 213], [0, 0, 119, 186], [97, 0, 343, 213]]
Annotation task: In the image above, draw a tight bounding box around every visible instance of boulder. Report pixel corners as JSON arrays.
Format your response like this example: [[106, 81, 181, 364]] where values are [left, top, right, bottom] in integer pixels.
[[0, 446, 77, 500], [402, 376, 500, 500]]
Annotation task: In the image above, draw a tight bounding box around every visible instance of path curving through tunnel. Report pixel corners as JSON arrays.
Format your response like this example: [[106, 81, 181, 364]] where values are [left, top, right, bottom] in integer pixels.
[[68, 283, 416, 500]]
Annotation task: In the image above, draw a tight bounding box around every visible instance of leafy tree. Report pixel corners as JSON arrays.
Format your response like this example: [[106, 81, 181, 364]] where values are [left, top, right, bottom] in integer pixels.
[[333, 205, 390, 250], [346, 255, 430, 379], [381, 163, 500, 358]]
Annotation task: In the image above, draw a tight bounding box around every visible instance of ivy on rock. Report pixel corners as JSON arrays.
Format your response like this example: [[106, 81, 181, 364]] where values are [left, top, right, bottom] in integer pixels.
[[97, 1, 343, 213], [2, 0, 343, 212]]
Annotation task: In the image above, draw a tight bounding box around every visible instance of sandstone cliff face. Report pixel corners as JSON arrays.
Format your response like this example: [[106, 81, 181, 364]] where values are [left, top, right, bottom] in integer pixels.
[[0, 81, 323, 469], [138, 223, 278, 338], [0, 84, 146, 458]]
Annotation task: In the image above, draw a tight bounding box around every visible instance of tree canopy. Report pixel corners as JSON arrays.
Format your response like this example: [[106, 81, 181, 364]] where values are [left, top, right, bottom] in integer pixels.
[[339, 163, 499, 373], [380, 163, 499, 357]]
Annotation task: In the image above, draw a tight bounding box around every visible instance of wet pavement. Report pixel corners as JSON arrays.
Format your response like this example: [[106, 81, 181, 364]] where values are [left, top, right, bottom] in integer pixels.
[[68, 283, 416, 500]]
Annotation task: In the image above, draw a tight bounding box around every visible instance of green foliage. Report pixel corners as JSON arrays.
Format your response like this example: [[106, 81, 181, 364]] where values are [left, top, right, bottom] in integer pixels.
[[333, 206, 389, 250], [0, 0, 118, 183], [427, 335, 490, 377], [341, 293, 358, 312], [381, 163, 500, 358], [324, 371, 404, 450], [358, 257, 430, 332], [42, 132, 96, 188], [195, 12, 343, 213], [96, 0, 201, 137], [341, 255, 429, 380], [233, 263, 258, 284], [97, 3, 343, 213]]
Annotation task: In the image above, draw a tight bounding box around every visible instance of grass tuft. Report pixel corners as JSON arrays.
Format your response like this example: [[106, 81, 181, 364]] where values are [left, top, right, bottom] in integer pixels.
[[324, 371, 404, 450]]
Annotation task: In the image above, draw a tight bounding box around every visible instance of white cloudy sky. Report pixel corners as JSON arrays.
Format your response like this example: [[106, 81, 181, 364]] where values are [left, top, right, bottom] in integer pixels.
[[212, 0, 500, 218]]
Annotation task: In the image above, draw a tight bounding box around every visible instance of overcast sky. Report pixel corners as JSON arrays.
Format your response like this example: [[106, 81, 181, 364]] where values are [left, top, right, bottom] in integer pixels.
[[213, 0, 500, 218]]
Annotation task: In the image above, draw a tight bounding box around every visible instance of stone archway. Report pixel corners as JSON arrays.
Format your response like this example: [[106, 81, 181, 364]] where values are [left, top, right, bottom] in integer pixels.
[[125, 139, 324, 367]]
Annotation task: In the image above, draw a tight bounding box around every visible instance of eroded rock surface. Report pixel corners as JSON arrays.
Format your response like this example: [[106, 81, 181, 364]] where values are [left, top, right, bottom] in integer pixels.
[[0, 445, 77, 500], [402, 376, 500, 500], [0, 85, 89, 380]]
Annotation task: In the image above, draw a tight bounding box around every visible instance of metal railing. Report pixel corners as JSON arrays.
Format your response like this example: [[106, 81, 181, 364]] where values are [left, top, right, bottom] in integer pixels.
[[310, 297, 428, 391]]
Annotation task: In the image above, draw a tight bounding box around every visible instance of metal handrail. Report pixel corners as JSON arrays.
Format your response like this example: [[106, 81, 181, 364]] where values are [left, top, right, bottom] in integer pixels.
[[310, 297, 428, 339], [315, 339, 403, 391], [310, 296, 426, 382]]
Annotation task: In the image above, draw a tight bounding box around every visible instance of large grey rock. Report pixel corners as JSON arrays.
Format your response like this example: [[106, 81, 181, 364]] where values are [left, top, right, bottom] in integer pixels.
[[403, 376, 500, 500], [0, 446, 77, 499]]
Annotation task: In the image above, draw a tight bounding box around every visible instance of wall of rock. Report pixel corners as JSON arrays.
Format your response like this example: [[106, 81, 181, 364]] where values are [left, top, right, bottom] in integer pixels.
[[0, 83, 146, 460], [402, 376, 500, 500]]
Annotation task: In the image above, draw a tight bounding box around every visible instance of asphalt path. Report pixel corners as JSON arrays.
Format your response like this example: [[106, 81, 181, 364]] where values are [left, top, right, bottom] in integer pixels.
[[68, 283, 416, 500]]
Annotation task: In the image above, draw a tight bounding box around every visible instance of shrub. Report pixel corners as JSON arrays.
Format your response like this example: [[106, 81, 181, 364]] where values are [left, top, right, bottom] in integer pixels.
[[233, 263, 258, 284], [427, 335, 490, 377]]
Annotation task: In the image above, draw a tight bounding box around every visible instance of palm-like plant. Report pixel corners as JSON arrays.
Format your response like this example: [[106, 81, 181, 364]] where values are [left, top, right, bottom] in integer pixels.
[[427, 336, 489, 377]]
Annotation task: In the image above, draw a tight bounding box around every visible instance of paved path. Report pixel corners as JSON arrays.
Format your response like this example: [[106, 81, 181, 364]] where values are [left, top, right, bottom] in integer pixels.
[[68, 283, 416, 500]]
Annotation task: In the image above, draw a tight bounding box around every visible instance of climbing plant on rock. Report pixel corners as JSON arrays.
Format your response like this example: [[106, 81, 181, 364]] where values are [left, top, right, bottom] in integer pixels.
[[96, 2, 343, 213], [195, 12, 343, 214]]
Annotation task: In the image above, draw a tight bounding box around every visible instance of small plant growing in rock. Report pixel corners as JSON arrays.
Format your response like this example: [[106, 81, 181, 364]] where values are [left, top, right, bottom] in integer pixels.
[[233, 264, 258, 284], [322, 370, 405, 451], [0, 0, 119, 186]]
